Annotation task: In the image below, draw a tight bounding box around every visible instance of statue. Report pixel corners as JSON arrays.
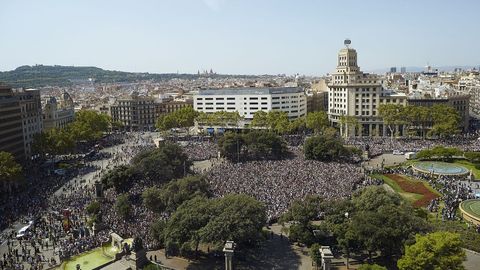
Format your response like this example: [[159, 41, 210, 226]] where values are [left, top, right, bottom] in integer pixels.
[[132, 237, 143, 252]]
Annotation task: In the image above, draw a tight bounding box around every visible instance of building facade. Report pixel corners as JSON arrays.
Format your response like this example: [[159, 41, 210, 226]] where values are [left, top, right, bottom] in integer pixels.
[[193, 87, 306, 121], [13, 88, 43, 158], [43, 92, 75, 131], [407, 94, 470, 132], [0, 85, 25, 160], [110, 93, 159, 131], [327, 41, 406, 137]]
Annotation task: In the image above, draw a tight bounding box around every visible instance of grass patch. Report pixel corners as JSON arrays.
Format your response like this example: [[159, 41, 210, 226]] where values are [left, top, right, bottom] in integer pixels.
[[372, 174, 440, 207], [372, 174, 423, 204], [453, 160, 480, 179]]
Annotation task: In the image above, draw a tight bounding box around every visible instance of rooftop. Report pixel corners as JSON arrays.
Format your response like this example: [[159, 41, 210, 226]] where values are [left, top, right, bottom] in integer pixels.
[[197, 87, 303, 96]]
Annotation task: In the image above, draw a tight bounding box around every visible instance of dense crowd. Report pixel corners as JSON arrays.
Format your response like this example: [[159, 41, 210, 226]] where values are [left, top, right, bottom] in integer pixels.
[[4, 131, 480, 269], [346, 135, 480, 156], [206, 150, 366, 221]]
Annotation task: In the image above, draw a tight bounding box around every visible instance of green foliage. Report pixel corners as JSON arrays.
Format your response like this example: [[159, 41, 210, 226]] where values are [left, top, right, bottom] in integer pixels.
[[218, 131, 289, 161], [157, 194, 266, 254], [101, 165, 136, 192], [86, 200, 101, 215], [358, 264, 387, 270], [0, 151, 23, 184], [378, 104, 460, 138], [69, 110, 111, 142], [142, 176, 211, 214], [309, 243, 322, 266], [416, 146, 462, 161], [378, 104, 406, 138], [156, 106, 197, 132], [306, 111, 329, 134], [352, 186, 402, 211], [131, 142, 191, 183], [397, 232, 466, 270], [279, 195, 324, 246], [464, 151, 480, 163], [304, 134, 360, 162], [251, 111, 293, 134], [115, 194, 132, 220]]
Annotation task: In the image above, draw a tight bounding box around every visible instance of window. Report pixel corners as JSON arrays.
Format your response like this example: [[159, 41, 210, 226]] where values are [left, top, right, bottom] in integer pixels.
[[261, 97, 267, 100], [216, 97, 224, 100], [250, 97, 258, 100], [205, 98, 213, 100], [216, 102, 224, 105], [227, 97, 235, 100], [227, 107, 235, 110]]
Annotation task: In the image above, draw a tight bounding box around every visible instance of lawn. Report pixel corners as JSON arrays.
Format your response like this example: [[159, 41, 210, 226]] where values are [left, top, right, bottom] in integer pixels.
[[372, 174, 440, 207], [453, 160, 480, 179]]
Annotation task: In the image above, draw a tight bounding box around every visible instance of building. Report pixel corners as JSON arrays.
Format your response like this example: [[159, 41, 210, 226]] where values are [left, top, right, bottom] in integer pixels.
[[400, 67, 407, 74], [159, 100, 193, 114], [390, 67, 397, 73], [327, 40, 406, 137], [13, 88, 43, 158], [0, 85, 25, 160], [407, 94, 470, 131], [193, 87, 307, 121], [307, 91, 328, 112], [43, 91, 75, 131], [110, 92, 160, 131]]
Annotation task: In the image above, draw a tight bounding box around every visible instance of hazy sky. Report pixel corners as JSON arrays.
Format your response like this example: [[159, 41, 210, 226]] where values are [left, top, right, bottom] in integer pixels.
[[1, 0, 479, 75]]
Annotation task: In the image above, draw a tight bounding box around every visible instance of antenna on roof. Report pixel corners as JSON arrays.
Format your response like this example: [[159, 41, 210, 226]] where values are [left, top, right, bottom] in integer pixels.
[[344, 38, 351, 48]]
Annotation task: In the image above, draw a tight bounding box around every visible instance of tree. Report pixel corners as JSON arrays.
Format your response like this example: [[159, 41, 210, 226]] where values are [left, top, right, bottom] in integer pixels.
[[101, 165, 136, 192], [243, 131, 289, 160], [131, 142, 191, 183], [358, 264, 387, 270], [0, 151, 23, 191], [339, 115, 360, 138], [158, 194, 266, 255], [199, 194, 267, 249], [115, 194, 132, 220], [416, 146, 462, 161], [280, 195, 324, 245], [310, 243, 322, 269], [378, 104, 405, 139], [156, 107, 198, 132], [251, 111, 269, 128], [69, 110, 111, 142], [86, 200, 101, 215], [143, 176, 210, 214], [397, 232, 466, 270], [217, 132, 245, 162], [304, 134, 359, 162], [429, 105, 460, 138], [306, 111, 329, 134]]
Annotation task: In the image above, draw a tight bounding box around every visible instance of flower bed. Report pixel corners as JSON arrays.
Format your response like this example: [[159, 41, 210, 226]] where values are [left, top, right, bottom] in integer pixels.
[[385, 174, 440, 207]]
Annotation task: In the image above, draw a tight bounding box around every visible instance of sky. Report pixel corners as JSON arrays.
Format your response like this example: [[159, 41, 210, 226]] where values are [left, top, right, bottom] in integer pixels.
[[1, 0, 479, 75]]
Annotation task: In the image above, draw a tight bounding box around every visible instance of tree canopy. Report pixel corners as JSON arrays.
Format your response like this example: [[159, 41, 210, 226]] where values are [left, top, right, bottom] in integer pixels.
[[378, 104, 460, 138], [142, 176, 211, 214], [156, 194, 266, 255], [0, 151, 23, 185], [397, 232, 466, 270], [131, 142, 191, 183], [306, 111, 329, 134], [156, 106, 197, 132], [218, 131, 289, 162], [304, 134, 361, 162]]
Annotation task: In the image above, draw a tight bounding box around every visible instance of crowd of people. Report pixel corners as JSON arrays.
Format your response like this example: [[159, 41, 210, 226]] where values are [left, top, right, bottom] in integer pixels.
[[346, 135, 480, 156], [205, 150, 366, 221], [3, 131, 480, 269]]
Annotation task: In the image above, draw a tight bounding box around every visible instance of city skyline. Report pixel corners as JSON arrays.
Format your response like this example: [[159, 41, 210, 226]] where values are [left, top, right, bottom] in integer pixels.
[[1, 0, 480, 75]]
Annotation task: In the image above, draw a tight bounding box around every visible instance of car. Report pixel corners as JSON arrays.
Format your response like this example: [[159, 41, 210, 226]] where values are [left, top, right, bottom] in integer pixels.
[[393, 150, 404, 155]]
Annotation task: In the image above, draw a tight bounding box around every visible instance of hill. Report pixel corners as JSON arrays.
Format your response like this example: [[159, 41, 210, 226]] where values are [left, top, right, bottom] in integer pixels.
[[0, 65, 257, 88]]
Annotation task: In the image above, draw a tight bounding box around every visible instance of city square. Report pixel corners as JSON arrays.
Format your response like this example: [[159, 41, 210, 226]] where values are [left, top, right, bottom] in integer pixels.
[[1, 1, 480, 270]]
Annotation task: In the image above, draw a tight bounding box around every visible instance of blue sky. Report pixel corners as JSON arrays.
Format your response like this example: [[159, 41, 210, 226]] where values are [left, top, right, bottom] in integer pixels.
[[1, 0, 479, 75]]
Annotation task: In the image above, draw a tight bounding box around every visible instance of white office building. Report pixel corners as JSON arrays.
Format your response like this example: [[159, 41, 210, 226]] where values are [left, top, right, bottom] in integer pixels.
[[193, 87, 307, 121]]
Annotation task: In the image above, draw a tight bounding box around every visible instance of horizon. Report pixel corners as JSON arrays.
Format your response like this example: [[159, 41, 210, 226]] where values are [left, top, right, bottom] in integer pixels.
[[1, 0, 480, 75]]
